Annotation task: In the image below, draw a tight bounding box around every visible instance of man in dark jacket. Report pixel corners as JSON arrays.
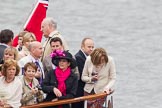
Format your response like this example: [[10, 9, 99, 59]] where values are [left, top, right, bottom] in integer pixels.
[[0, 29, 14, 62], [72, 37, 94, 108]]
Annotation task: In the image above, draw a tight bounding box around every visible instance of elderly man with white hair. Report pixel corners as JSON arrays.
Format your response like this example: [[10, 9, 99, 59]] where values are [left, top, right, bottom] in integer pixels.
[[41, 17, 68, 61]]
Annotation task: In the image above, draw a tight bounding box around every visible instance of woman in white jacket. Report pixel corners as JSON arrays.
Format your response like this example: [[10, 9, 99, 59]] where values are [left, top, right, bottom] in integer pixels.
[[82, 48, 116, 108]]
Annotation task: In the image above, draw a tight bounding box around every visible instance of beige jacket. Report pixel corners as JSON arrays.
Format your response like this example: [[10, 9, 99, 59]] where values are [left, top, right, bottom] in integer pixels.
[[81, 56, 116, 94], [18, 46, 30, 60], [21, 77, 44, 106], [42, 30, 69, 61]]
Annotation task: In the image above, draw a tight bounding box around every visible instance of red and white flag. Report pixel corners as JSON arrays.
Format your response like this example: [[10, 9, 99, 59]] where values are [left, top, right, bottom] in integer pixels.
[[13, 0, 49, 47]]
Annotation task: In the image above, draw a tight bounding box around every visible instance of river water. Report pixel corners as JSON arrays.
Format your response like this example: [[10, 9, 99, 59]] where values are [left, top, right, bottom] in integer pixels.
[[0, 0, 162, 108]]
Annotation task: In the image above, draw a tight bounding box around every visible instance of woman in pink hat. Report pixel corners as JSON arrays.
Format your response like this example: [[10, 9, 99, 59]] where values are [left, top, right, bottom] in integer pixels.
[[42, 50, 78, 108]]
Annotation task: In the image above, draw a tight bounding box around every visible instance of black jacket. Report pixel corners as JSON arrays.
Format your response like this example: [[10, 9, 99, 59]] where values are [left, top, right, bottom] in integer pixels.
[[72, 50, 86, 108], [42, 69, 78, 108], [0, 45, 7, 61], [75, 50, 86, 94]]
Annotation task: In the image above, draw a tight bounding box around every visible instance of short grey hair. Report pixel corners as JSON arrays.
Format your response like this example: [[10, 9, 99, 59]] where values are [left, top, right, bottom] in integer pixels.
[[28, 42, 34, 51], [28, 41, 37, 51], [43, 17, 57, 29]]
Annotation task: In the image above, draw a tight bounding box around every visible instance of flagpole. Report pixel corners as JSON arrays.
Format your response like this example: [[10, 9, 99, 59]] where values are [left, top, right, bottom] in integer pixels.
[[23, 0, 39, 30], [18, 0, 38, 33]]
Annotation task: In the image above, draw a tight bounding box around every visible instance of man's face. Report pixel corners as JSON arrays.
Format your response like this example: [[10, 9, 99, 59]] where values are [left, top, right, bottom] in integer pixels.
[[41, 21, 50, 38], [82, 39, 94, 55], [50, 41, 63, 52], [18, 37, 23, 47], [32, 43, 43, 59]]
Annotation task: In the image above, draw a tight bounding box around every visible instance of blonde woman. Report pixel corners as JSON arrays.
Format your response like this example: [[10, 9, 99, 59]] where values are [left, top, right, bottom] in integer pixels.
[[3, 47, 19, 61], [0, 47, 18, 76], [18, 32, 36, 59], [81, 48, 116, 108]]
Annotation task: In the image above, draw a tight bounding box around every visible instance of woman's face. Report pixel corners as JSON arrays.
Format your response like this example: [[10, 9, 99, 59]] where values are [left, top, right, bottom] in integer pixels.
[[58, 59, 70, 71], [3, 51, 15, 61], [95, 56, 106, 68], [100, 56, 106, 64], [6, 65, 16, 79], [24, 66, 36, 81], [24, 37, 34, 47]]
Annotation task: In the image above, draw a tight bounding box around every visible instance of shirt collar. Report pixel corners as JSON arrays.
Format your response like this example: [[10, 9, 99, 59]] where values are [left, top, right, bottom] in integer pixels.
[[81, 49, 87, 58], [23, 76, 38, 89], [29, 54, 40, 63], [49, 30, 60, 38], [0, 43, 9, 47]]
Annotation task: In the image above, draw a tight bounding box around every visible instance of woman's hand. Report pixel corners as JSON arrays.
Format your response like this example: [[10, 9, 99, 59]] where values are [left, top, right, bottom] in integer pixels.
[[31, 88, 39, 95], [104, 88, 112, 94], [52, 98, 58, 102], [53, 88, 62, 97], [0, 99, 8, 107], [0, 99, 5, 106], [91, 75, 98, 82]]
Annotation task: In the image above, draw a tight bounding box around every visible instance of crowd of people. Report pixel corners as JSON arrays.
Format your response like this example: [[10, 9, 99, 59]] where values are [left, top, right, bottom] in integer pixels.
[[0, 17, 116, 108]]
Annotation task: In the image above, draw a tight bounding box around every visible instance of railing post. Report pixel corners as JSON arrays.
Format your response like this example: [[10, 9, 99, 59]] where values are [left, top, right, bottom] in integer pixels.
[[84, 100, 88, 108], [108, 95, 113, 108], [104, 95, 109, 108], [103, 94, 113, 108], [111, 96, 113, 108]]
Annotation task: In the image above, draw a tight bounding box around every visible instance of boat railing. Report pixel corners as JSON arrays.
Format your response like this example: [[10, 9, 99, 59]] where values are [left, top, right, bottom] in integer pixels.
[[21, 91, 114, 108]]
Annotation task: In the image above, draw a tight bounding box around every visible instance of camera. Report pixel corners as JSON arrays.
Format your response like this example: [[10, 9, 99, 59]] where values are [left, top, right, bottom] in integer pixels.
[[36, 85, 42, 90]]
